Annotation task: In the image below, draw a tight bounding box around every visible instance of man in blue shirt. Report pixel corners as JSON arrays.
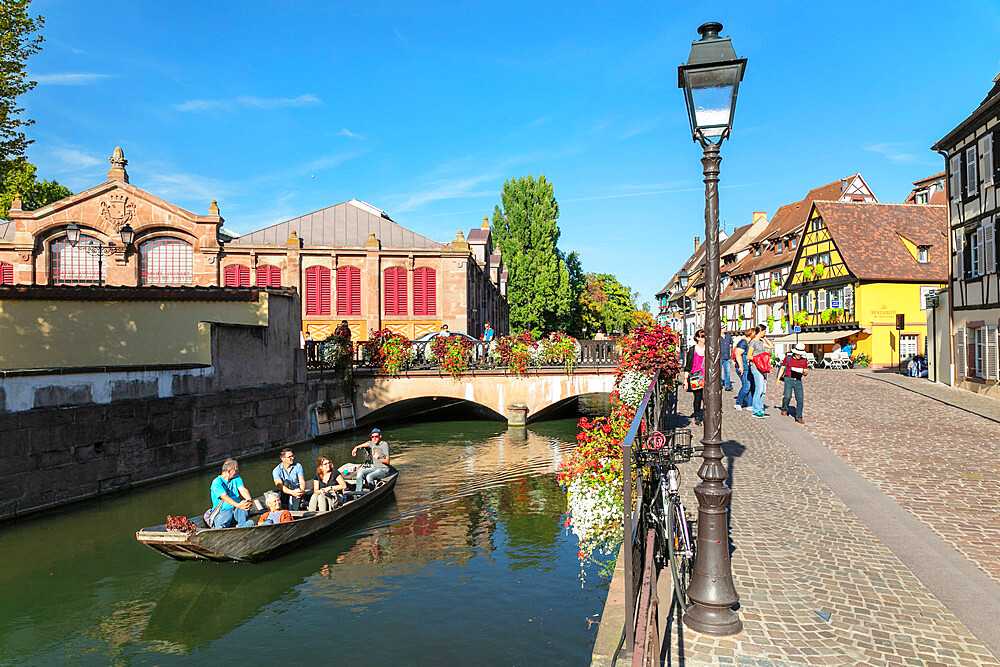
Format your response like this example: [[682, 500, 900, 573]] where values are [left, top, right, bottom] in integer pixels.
[[209, 459, 255, 528], [481, 322, 495, 342], [273, 450, 306, 510], [720, 331, 733, 391]]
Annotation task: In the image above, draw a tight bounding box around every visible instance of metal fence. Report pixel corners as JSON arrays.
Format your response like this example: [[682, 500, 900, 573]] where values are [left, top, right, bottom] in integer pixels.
[[305, 338, 619, 372]]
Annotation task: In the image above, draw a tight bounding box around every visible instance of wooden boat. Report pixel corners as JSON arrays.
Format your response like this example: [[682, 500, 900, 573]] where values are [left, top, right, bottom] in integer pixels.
[[136, 470, 398, 563]]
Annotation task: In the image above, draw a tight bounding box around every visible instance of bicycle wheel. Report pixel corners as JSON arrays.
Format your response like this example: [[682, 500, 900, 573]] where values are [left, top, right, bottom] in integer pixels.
[[665, 495, 693, 613]]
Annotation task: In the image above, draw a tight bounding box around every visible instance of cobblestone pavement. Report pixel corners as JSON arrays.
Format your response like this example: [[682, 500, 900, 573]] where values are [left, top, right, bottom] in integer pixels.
[[762, 369, 1000, 585], [660, 388, 999, 666], [860, 370, 1000, 422]]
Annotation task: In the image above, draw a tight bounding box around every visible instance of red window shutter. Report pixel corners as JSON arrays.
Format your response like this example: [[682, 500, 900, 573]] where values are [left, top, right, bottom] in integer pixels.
[[270, 267, 282, 287], [413, 268, 425, 315], [384, 269, 396, 316], [305, 266, 319, 315], [319, 267, 331, 315], [224, 265, 239, 287], [350, 267, 361, 315], [239, 265, 251, 287], [0, 262, 12, 285], [256, 265, 268, 287], [336, 267, 349, 315], [425, 268, 436, 316], [396, 268, 407, 315]]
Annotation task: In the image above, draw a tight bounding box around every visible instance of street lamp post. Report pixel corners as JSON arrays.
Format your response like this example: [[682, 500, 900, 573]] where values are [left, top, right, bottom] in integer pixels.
[[678, 21, 745, 636], [65, 222, 136, 286]]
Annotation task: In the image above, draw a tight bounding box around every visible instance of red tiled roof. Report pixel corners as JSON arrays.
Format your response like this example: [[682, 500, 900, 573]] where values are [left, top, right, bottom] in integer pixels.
[[813, 201, 948, 282]]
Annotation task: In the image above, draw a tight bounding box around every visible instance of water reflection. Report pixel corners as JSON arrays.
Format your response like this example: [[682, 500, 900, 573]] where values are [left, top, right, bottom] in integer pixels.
[[0, 419, 604, 665]]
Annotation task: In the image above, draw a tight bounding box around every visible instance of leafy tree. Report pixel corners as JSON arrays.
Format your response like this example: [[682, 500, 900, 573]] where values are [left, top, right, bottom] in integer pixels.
[[0, 0, 43, 164], [579, 272, 645, 336], [492, 175, 572, 336], [0, 2, 71, 217], [564, 250, 586, 337], [1, 159, 71, 217]]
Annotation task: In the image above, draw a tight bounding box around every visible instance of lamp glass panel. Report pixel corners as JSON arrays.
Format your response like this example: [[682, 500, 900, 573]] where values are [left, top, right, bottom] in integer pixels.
[[686, 66, 738, 136]]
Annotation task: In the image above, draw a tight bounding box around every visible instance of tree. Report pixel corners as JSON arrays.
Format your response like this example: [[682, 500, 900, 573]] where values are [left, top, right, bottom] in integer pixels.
[[578, 272, 646, 336], [0, 2, 71, 217], [564, 250, 586, 337], [1, 0, 44, 164], [492, 175, 572, 336]]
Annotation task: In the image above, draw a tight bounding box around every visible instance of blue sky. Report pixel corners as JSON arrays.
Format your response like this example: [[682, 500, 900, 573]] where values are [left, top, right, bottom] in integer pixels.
[[21, 0, 1000, 306]]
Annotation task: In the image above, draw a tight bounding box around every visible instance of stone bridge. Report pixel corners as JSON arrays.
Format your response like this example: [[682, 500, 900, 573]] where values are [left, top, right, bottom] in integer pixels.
[[349, 368, 617, 425]]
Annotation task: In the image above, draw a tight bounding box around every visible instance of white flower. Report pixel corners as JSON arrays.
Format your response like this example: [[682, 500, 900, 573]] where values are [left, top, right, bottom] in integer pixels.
[[614, 369, 653, 408]]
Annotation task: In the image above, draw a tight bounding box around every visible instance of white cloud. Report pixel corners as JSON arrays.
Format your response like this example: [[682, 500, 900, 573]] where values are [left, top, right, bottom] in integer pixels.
[[337, 128, 365, 140], [863, 142, 934, 165], [173, 94, 322, 113], [31, 73, 110, 85], [143, 171, 233, 203], [52, 148, 102, 170]]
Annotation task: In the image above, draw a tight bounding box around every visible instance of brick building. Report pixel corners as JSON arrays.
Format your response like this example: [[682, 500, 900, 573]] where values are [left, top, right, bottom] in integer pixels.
[[0, 148, 509, 341]]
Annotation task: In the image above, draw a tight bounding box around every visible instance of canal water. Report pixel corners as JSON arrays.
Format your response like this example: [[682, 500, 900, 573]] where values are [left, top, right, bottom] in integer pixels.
[[0, 418, 609, 665]]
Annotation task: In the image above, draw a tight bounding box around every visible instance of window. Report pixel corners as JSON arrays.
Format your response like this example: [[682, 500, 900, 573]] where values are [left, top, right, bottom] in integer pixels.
[[336, 266, 361, 316], [384, 266, 408, 316], [51, 235, 105, 284], [305, 266, 331, 316], [900, 334, 919, 361], [981, 135, 994, 188], [966, 145, 978, 197], [140, 238, 193, 285], [817, 289, 827, 311], [790, 238, 798, 249], [974, 327, 986, 378], [810, 218, 822, 232], [918, 247, 929, 263], [970, 230, 981, 278], [413, 267, 437, 316], [955, 228, 965, 277], [806, 292, 815, 312], [792, 293, 800, 313], [223, 264, 251, 287], [0, 261, 13, 285], [950, 154, 962, 202], [255, 265, 281, 287], [775, 241, 783, 254], [984, 221, 996, 274], [915, 192, 928, 204]]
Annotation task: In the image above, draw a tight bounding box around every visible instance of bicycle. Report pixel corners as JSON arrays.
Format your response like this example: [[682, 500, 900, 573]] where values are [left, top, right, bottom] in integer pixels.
[[635, 429, 701, 613]]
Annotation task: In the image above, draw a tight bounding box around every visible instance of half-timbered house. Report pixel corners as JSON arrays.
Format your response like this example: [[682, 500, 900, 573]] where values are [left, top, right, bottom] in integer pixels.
[[783, 202, 947, 368], [931, 74, 1000, 394]]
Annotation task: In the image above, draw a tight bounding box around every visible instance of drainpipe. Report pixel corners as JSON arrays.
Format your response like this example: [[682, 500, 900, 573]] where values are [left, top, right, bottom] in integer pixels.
[[937, 148, 955, 386]]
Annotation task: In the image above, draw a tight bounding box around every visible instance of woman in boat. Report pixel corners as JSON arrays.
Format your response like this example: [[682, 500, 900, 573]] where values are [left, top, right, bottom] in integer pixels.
[[308, 456, 348, 512], [258, 491, 294, 525]]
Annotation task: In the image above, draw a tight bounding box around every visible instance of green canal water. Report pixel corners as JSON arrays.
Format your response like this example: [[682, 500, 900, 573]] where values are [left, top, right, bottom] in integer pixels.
[[0, 418, 610, 665]]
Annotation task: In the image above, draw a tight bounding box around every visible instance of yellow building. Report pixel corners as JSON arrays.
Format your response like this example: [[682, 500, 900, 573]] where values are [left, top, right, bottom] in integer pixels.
[[781, 201, 947, 368]]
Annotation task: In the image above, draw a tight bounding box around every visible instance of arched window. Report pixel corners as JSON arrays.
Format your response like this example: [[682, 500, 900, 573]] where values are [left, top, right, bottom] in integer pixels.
[[413, 267, 436, 316], [384, 267, 407, 316], [140, 238, 193, 285], [51, 235, 104, 284], [336, 266, 361, 316], [0, 261, 13, 285], [223, 264, 251, 287], [256, 265, 281, 287], [305, 266, 331, 316]]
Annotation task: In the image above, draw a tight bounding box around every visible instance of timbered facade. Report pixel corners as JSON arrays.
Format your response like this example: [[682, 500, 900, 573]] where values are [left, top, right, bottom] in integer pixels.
[[932, 75, 1000, 394], [784, 202, 947, 368]]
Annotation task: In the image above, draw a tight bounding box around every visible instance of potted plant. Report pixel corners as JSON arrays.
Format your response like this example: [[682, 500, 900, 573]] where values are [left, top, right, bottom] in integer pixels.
[[793, 310, 809, 326], [770, 278, 780, 295], [814, 263, 826, 278], [766, 315, 774, 332], [802, 265, 815, 281]]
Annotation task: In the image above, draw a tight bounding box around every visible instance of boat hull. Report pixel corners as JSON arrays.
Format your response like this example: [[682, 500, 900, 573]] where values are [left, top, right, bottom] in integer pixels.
[[136, 472, 397, 562]]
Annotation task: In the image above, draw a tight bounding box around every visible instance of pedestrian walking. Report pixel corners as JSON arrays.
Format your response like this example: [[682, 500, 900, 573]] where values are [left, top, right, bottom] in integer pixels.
[[720, 330, 733, 391], [777, 343, 809, 423], [748, 327, 770, 418], [683, 329, 707, 426], [733, 328, 753, 411]]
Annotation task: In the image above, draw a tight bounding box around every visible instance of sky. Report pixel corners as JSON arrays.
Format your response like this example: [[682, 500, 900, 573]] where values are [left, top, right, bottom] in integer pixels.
[[19, 0, 1000, 307]]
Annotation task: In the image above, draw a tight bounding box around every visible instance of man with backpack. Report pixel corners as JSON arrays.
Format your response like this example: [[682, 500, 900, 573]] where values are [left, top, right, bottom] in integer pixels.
[[777, 343, 809, 423]]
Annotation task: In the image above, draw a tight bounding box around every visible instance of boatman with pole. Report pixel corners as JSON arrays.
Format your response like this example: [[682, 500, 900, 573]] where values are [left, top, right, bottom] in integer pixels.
[[352, 428, 391, 492]]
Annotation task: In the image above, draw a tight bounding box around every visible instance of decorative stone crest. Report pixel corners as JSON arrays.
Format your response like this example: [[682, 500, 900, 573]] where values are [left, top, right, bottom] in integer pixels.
[[100, 193, 136, 232]]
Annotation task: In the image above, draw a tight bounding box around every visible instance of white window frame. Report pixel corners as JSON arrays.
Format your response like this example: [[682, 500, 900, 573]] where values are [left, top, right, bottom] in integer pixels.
[[955, 327, 966, 379], [918, 247, 929, 263], [792, 292, 800, 313], [974, 327, 986, 379], [818, 289, 827, 311], [950, 154, 961, 202], [981, 135, 994, 188], [806, 291, 815, 313], [985, 220, 996, 274], [966, 145, 979, 197], [970, 229, 981, 278], [955, 228, 965, 277]]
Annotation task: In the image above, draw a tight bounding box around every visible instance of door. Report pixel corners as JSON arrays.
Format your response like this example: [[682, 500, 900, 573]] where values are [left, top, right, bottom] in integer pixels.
[[900, 334, 919, 360]]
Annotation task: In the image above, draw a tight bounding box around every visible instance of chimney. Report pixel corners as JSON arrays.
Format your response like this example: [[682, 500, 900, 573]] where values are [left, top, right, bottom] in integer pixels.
[[752, 211, 767, 224], [694, 236, 700, 251]]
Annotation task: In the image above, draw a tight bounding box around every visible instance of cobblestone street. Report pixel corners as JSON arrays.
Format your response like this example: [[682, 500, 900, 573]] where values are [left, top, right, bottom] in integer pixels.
[[659, 372, 1000, 666]]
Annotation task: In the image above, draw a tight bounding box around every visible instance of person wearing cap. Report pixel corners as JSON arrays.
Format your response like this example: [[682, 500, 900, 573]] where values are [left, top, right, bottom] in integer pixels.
[[351, 428, 391, 492], [778, 344, 809, 423]]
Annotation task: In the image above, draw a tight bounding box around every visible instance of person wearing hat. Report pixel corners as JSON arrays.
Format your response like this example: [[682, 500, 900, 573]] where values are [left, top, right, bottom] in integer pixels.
[[351, 428, 391, 492], [778, 344, 809, 423]]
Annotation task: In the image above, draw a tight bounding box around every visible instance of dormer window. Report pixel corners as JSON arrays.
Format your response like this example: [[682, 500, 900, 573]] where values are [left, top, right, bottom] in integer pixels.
[[918, 246, 929, 263], [790, 238, 798, 249], [914, 192, 928, 204], [775, 240, 783, 254]]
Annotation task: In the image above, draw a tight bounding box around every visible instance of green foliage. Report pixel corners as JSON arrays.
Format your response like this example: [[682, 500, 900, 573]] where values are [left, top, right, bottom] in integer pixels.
[[0, 0, 44, 163], [792, 310, 809, 326], [492, 175, 572, 336], [579, 272, 642, 336], [1, 159, 71, 217], [851, 352, 871, 367], [766, 315, 774, 332], [564, 251, 586, 337]]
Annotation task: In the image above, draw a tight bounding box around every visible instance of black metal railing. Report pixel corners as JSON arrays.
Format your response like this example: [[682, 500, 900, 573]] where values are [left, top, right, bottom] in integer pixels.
[[305, 338, 619, 372], [620, 370, 676, 663]]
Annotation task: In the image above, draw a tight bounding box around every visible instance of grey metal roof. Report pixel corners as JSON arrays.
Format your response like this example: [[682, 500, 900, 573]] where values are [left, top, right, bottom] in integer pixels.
[[231, 200, 444, 249]]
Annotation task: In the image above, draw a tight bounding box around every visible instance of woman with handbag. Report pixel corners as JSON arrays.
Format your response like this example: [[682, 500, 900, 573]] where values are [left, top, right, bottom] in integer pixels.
[[748, 328, 770, 418], [683, 329, 707, 426]]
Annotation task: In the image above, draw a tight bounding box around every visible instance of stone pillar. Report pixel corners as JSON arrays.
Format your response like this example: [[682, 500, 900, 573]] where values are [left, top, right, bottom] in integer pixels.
[[507, 403, 528, 426]]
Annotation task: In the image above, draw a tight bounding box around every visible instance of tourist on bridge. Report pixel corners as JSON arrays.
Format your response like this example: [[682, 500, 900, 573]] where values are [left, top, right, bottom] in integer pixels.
[[682, 329, 707, 427], [352, 428, 391, 492], [439, 323, 451, 337], [481, 322, 494, 342], [258, 491, 294, 525], [778, 344, 808, 423], [309, 456, 347, 511], [273, 450, 306, 510], [208, 459, 256, 528]]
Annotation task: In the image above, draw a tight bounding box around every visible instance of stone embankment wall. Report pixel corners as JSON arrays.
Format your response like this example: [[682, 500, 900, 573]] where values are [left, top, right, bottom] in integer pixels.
[[0, 289, 351, 520]]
